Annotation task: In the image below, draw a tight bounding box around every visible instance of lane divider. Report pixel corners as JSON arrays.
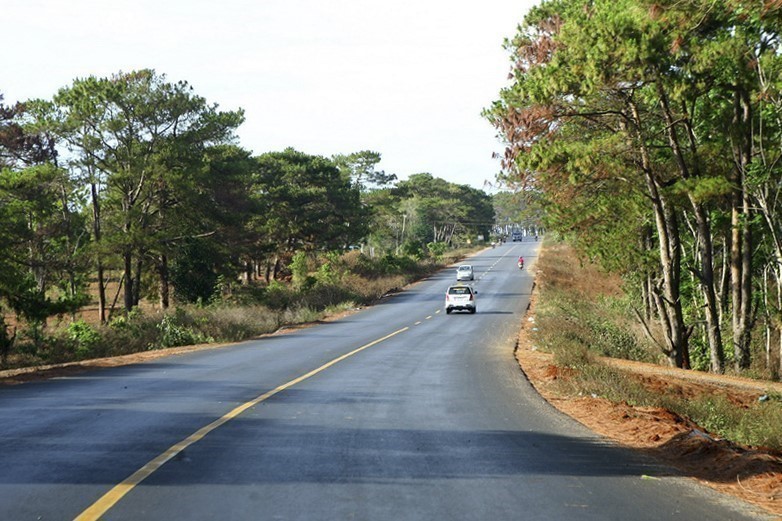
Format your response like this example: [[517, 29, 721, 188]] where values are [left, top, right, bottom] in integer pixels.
[[75, 326, 410, 521]]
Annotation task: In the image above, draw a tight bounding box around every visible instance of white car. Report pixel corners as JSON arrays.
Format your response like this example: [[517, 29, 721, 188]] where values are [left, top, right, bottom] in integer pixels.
[[456, 264, 474, 281], [445, 284, 477, 314]]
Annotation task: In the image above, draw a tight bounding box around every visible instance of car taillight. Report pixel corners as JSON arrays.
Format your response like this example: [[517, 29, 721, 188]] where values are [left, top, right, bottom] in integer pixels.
[[469, 294, 474, 300]]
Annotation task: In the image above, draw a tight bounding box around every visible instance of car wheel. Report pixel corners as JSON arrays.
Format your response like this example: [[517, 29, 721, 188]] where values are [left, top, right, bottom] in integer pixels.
[[470, 308, 476, 314], [446, 308, 452, 314]]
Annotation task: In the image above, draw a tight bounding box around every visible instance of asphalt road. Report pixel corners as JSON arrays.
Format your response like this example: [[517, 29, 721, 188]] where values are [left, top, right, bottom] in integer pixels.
[[0, 241, 772, 520]]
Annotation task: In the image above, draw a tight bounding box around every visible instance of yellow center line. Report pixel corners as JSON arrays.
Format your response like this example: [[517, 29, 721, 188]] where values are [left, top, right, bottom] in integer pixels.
[[75, 326, 410, 521]]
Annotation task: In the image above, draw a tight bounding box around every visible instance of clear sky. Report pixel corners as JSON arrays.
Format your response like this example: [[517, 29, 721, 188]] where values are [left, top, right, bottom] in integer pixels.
[[3, 0, 537, 190]]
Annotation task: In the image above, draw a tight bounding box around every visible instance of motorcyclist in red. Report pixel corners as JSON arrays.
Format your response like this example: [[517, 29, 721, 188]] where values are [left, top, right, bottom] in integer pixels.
[[518, 256, 524, 269]]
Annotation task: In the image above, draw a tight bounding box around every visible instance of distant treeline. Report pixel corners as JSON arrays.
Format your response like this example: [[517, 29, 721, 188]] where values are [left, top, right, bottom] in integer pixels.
[[0, 69, 499, 333]]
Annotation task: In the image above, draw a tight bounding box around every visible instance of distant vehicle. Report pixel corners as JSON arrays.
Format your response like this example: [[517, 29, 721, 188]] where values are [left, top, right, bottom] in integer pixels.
[[511, 231, 523, 242], [445, 284, 477, 314], [456, 264, 474, 281]]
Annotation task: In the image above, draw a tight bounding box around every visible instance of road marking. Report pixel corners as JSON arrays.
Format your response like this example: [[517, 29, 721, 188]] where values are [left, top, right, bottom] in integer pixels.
[[74, 326, 410, 521], [425, 316, 432, 320], [414, 321, 422, 325]]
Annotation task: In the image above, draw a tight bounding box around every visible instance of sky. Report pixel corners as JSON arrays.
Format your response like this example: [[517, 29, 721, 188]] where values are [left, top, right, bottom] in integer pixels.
[[3, 0, 538, 190]]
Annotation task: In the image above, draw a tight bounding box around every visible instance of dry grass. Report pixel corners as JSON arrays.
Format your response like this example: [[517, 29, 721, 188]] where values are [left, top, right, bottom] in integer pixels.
[[532, 240, 782, 451], [1, 248, 480, 370]]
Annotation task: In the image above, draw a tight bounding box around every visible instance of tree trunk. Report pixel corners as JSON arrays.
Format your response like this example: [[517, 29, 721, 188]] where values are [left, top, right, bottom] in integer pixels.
[[123, 251, 134, 312], [775, 266, 782, 380], [691, 200, 724, 373], [244, 261, 253, 285], [158, 254, 170, 309], [273, 256, 281, 281], [738, 185, 753, 368], [657, 84, 718, 371], [732, 88, 753, 370], [90, 182, 107, 323], [630, 100, 689, 368], [133, 257, 143, 307]]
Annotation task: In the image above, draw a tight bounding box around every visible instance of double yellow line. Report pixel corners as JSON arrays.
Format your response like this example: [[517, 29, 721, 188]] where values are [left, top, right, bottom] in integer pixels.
[[75, 326, 409, 520]]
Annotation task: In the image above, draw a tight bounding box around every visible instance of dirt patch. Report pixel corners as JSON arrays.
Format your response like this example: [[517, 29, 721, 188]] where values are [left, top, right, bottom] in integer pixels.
[[516, 293, 782, 518]]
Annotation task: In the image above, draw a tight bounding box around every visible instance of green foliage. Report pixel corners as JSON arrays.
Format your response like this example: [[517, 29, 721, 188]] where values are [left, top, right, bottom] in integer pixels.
[[108, 308, 145, 331], [332, 150, 397, 190], [289, 251, 311, 289], [486, 0, 782, 371], [170, 239, 227, 305], [426, 241, 448, 260], [0, 245, 476, 370], [45, 69, 245, 311], [0, 162, 90, 323], [252, 148, 370, 254], [315, 261, 339, 286], [378, 253, 421, 276], [66, 320, 101, 359], [155, 312, 213, 349], [400, 239, 425, 259], [263, 280, 295, 311]]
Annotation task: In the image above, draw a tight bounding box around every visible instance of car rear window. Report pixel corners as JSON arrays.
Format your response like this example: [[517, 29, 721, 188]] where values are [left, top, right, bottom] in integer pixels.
[[459, 266, 471, 270], [448, 287, 472, 295]]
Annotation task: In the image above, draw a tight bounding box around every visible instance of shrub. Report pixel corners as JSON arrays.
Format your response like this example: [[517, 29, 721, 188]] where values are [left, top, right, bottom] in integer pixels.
[[190, 305, 279, 342], [155, 311, 213, 349], [66, 320, 101, 359], [263, 280, 295, 310], [290, 251, 311, 289], [427, 241, 448, 260]]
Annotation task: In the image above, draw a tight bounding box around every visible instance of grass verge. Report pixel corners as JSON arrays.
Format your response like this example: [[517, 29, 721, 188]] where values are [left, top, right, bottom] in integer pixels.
[[2, 247, 477, 370], [531, 242, 782, 452]]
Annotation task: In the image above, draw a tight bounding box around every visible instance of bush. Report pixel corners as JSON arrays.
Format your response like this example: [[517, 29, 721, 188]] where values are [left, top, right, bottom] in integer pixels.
[[290, 251, 311, 289], [103, 310, 161, 356], [1, 245, 480, 371], [189, 305, 279, 342], [427, 241, 448, 260], [169, 239, 223, 304], [66, 320, 101, 359], [155, 311, 213, 349], [533, 242, 782, 451], [263, 280, 295, 310]]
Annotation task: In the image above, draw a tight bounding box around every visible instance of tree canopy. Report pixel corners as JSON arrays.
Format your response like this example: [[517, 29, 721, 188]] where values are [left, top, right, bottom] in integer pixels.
[[0, 71, 502, 334], [486, 0, 782, 373]]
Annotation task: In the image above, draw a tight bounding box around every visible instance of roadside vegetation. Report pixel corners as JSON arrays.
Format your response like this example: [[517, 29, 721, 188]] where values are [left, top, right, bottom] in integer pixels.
[[0, 69, 530, 371], [2, 247, 475, 370], [486, 0, 782, 377], [532, 241, 782, 452]]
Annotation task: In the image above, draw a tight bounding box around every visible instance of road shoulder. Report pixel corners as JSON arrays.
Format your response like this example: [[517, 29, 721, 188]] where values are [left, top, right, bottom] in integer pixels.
[[515, 292, 782, 518]]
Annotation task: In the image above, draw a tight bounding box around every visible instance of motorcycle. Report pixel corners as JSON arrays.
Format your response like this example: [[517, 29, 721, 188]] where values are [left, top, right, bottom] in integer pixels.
[[517, 260, 524, 270]]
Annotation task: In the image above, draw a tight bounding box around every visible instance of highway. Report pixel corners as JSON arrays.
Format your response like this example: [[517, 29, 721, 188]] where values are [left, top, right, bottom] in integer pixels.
[[0, 241, 770, 520]]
